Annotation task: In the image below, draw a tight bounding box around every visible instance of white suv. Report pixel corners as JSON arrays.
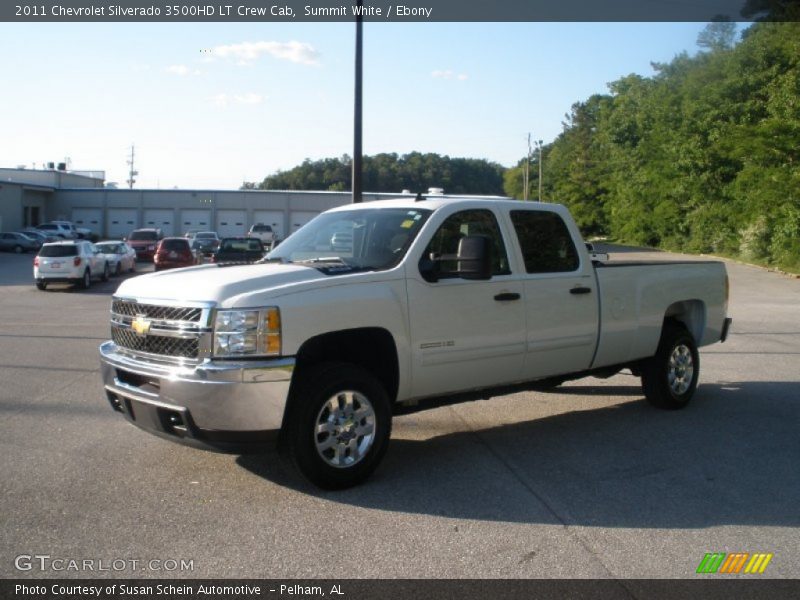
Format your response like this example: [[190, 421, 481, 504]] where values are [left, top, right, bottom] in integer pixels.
[[34, 241, 110, 290]]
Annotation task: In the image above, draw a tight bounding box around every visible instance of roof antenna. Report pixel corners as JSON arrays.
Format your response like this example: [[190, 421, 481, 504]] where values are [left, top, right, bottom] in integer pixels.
[[415, 192, 425, 202]]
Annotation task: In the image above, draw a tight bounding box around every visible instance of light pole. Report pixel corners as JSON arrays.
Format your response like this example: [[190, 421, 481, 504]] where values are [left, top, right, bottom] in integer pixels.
[[352, 1, 363, 203], [537, 139, 544, 202]]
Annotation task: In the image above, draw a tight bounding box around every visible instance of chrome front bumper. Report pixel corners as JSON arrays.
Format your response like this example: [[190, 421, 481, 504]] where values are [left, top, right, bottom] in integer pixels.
[[99, 341, 295, 452]]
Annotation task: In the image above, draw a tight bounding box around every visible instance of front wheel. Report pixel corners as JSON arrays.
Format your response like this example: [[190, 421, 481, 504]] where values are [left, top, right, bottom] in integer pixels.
[[14, 245, 23, 254], [641, 323, 699, 410], [284, 362, 392, 489], [101, 262, 110, 282]]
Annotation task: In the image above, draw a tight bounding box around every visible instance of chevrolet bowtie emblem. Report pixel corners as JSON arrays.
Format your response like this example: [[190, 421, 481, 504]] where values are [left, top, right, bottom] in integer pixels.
[[131, 316, 151, 336]]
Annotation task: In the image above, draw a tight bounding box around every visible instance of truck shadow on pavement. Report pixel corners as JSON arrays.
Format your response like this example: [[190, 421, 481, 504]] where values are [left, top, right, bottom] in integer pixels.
[[238, 380, 800, 528]]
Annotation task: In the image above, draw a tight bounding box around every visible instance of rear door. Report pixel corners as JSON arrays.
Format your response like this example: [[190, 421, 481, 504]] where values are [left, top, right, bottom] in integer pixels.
[[506, 207, 599, 379], [407, 207, 526, 398]]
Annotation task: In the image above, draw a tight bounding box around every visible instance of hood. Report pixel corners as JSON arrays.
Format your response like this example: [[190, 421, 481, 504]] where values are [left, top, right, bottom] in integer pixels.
[[115, 262, 326, 306]]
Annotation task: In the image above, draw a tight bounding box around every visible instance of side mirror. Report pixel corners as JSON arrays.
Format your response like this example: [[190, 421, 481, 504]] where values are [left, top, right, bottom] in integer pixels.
[[419, 235, 494, 282], [456, 235, 492, 280]]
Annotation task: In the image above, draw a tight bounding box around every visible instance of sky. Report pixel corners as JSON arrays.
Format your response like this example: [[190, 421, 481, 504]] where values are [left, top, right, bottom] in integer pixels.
[[0, 21, 720, 189]]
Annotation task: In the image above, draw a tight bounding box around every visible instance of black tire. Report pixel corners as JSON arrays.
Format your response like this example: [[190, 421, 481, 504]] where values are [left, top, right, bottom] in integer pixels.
[[14, 245, 23, 254], [284, 362, 392, 489], [35, 281, 47, 290], [81, 269, 91, 289], [115, 262, 122, 276], [101, 262, 110, 282], [641, 322, 699, 410]]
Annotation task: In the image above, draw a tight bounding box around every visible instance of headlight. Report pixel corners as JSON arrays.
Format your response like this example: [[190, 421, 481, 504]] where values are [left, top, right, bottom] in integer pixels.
[[213, 308, 281, 357], [147, 245, 155, 250]]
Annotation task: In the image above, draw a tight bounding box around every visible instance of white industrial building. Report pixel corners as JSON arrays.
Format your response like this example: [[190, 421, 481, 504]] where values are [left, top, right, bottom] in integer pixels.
[[0, 166, 413, 240]]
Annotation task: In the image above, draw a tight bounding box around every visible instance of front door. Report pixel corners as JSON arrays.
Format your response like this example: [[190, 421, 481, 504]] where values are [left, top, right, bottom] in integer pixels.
[[407, 208, 526, 399]]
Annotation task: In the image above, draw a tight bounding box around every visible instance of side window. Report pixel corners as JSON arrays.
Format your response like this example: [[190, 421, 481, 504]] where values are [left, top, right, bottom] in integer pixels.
[[422, 209, 510, 277], [510, 210, 579, 274]]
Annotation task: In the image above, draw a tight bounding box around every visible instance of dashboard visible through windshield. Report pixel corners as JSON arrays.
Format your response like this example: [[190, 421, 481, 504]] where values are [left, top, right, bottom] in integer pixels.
[[267, 207, 432, 271]]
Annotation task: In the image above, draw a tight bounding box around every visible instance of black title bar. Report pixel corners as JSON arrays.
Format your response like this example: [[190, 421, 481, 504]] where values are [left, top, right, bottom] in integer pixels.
[[2, 0, 787, 23]]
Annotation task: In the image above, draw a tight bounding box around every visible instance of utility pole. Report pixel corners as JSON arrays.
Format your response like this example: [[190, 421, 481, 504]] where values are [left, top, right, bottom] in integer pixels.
[[352, 1, 363, 203], [126, 145, 138, 189], [523, 133, 532, 201], [537, 139, 544, 202]]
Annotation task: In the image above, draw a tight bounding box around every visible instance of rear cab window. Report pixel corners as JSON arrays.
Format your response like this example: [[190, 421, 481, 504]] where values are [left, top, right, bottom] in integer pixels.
[[510, 210, 580, 274]]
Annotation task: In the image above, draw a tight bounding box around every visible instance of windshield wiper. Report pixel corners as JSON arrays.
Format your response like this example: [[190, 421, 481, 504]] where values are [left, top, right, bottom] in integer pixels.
[[296, 256, 347, 264]]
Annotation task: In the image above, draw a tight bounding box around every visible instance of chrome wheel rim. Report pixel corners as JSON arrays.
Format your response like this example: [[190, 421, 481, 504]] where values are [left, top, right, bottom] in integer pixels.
[[668, 344, 694, 396], [314, 391, 376, 469]]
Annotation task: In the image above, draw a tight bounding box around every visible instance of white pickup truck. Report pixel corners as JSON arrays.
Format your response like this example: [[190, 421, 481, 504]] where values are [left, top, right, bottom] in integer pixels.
[[100, 197, 732, 488]]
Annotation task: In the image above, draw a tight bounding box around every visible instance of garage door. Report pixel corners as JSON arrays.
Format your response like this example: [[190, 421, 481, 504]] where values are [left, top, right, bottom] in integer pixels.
[[216, 210, 247, 238], [180, 209, 212, 234], [107, 209, 138, 239], [290, 211, 319, 235], [71, 208, 103, 237], [143, 209, 175, 237], [253, 210, 285, 241]]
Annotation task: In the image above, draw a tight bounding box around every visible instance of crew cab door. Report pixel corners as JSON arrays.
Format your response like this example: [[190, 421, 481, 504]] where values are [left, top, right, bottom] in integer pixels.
[[507, 208, 600, 379], [406, 208, 526, 398]]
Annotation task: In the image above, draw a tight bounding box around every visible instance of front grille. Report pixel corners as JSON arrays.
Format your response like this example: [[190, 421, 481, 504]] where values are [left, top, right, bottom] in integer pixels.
[[112, 300, 202, 323], [112, 326, 199, 359]]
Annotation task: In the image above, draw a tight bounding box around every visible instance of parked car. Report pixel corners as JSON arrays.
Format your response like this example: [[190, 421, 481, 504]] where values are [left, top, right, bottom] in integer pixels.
[[96, 241, 137, 276], [184, 229, 205, 240], [100, 197, 732, 488], [153, 237, 197, 271], [126, 229, 163, 261], [190, 231, 220, 256], [212, 237, 266, 264], [0, 232, 40, 253], [34, 240, 109, 290], [20, 229, 59, 244], [49, 220, 92, 239], [247, 223, 275, 247], [36, 222, 75, 239]]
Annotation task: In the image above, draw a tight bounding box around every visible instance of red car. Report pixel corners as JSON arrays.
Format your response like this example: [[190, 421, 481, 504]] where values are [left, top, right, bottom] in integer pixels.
[[127, 228, 163, 261], [153, 237, 197, 271]]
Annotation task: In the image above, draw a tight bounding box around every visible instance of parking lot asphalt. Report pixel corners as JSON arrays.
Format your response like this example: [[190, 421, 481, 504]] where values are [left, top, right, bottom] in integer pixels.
[[0, 248, 798, 579]]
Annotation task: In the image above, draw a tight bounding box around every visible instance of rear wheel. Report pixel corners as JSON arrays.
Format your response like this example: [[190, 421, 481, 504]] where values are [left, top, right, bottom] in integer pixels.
[[81, 269, 91, 289], [641, 323, 699, 410], [35, 281, 47, 290], [284, 362, 392, 489]]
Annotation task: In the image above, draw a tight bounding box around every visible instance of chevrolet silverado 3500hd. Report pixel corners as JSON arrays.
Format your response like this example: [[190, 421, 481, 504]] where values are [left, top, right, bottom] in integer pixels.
[[100, 198, 732, 488]]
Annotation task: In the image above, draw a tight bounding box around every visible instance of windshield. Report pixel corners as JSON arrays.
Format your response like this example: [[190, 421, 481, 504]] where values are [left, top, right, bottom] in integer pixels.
[[267, 207, 432, 270], [39, 245, 78, 257], [129, 231, 158, 241], [161, 239, 189, 251]]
